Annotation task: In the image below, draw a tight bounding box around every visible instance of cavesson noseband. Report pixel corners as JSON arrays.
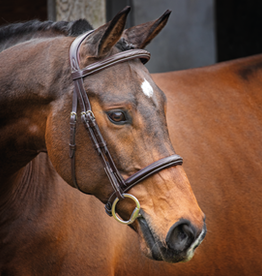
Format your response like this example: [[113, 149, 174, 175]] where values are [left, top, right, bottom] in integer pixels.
[[69, 30, 183, 224]]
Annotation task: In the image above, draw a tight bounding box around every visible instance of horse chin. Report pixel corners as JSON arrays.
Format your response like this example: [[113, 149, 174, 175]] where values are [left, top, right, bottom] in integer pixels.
[[137, 217, 205, 263]]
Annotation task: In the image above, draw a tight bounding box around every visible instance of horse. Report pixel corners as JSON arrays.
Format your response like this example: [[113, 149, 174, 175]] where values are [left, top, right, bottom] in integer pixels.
[[0, 7, 206, 276], [2, 7, 262, 276]]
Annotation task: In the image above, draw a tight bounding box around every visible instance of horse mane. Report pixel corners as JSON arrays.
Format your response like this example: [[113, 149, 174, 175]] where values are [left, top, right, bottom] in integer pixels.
[[0, 19, 93, 53], [0, 19, 93, 39], [0, 19, 134, 53]]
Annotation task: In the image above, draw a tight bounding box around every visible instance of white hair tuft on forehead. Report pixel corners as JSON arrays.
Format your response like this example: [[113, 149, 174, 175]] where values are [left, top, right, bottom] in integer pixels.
[[141, 78, 154, 98]]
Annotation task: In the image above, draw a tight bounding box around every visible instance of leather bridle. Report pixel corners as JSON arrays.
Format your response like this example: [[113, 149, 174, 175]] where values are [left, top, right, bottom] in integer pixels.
[[69, 30, 183, 224]]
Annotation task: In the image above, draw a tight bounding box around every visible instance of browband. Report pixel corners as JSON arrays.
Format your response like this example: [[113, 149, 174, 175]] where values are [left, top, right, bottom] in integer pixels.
[[69, 30, 183, 217]]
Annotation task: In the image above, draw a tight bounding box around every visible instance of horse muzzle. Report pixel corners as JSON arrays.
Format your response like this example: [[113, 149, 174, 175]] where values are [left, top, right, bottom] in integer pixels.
[[138, 215, 206, 263]]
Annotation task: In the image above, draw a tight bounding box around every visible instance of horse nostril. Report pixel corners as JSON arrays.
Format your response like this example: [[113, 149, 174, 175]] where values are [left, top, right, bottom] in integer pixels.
[[166, 219, 197, 252]]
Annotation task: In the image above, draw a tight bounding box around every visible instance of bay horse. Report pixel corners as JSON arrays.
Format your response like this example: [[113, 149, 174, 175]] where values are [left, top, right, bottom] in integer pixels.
[[2, 7, 262, 276], [0, 7, 206, 276]]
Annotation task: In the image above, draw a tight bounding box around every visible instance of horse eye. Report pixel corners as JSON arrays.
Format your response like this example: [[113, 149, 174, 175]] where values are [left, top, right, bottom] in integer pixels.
[[107, 110, 129, 125]]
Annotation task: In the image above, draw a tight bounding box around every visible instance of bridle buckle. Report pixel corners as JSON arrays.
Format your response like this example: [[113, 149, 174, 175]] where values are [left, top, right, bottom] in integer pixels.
[[81, 110, 95, 117]]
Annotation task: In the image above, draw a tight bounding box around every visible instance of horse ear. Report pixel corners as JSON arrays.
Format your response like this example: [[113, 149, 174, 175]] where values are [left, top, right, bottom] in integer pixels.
[[123, 10, 171, 49], [83, 6, 130, 57]]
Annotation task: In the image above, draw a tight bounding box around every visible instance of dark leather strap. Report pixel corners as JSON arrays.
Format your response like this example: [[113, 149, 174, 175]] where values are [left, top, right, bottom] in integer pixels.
[[70, 30, 94, 72], [69, 30, 183, 217], [72, 49, 151, 80], [105, 154, 183, 215], [125, 155, 183, 188]]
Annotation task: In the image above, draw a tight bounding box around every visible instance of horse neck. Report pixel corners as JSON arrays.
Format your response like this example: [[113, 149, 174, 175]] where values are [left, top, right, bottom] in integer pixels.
[[0, 36, 74, 179], [0, 153, 60, 226], [0, 21, 68, 53], [0, 31, 63, 53]]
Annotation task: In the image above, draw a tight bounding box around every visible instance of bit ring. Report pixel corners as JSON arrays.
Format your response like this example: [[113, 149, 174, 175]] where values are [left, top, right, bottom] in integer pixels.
[[111, 193, 141, 225]]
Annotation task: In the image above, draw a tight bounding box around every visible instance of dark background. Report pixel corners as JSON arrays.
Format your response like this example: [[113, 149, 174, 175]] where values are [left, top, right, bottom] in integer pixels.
[[0, 0, 47, 24], [215, 0, 262, 62], [1, 0, 262, 66]]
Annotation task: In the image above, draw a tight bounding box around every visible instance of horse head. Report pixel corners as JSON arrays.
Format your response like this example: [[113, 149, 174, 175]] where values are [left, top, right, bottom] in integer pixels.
[[44, 7, 206, 263]]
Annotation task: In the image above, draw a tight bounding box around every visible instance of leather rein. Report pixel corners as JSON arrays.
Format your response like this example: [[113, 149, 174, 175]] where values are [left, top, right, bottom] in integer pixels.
[[69, 30, 183, 224]]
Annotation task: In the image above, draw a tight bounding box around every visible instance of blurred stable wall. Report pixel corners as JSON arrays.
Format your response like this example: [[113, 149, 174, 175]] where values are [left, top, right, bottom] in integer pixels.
[[1, 0, 262, 72], [133, 0, 216, 72], [108, 0, 216, 72]]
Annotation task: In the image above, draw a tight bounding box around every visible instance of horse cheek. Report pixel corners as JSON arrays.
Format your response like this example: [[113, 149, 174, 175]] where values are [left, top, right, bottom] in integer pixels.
[[45, 111, 72, 187]]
